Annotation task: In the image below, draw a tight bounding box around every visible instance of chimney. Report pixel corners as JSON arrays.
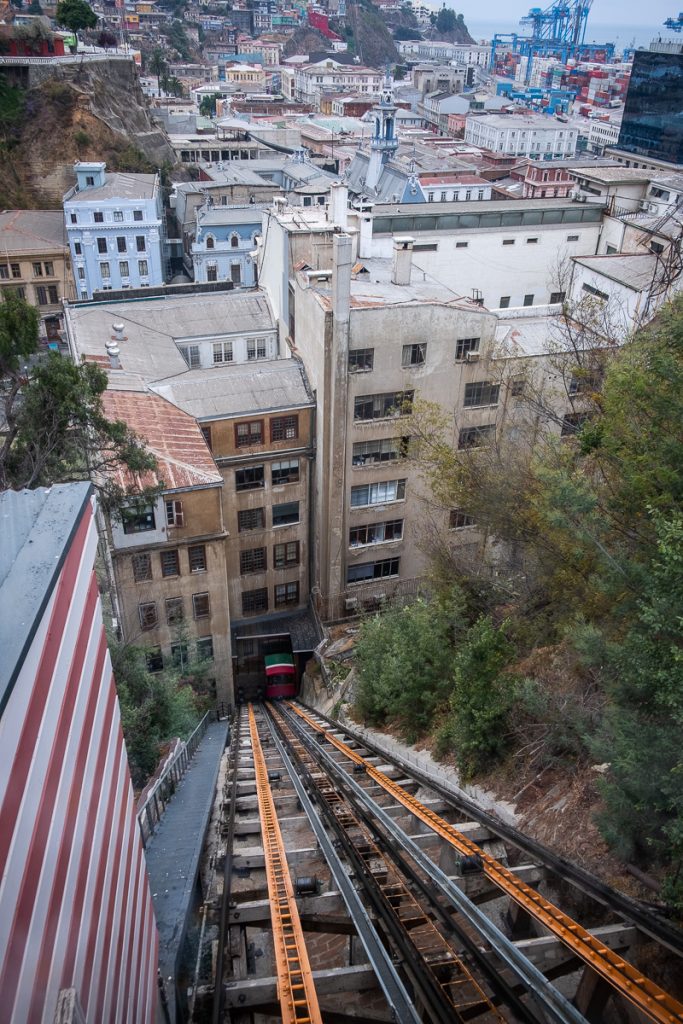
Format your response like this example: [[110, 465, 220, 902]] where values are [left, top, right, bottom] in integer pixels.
[[329, 182, 348, 230], [105, 340, 121, 369], [358, 205, 374, 259], [392, 236, 415, 287], [332, 232, 352, 325]]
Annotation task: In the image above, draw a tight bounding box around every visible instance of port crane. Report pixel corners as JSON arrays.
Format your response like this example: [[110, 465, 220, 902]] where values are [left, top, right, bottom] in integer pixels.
[[663, 12, 683, 30], [490, 0, 616, 84]]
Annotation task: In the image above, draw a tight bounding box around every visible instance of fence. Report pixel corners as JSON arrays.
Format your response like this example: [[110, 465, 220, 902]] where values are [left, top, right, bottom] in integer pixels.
[[0, 53, 135, 66], [136, 711, 211, 848], [316, 575, 425, 624]]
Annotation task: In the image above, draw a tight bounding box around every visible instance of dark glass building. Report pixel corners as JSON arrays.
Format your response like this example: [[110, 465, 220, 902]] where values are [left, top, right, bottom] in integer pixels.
[[618, 44, 683, 166]]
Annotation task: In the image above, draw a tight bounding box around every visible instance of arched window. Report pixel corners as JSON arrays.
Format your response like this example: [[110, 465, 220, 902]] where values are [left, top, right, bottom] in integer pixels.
[[206, 235, 215, 249], [230, 233, 239, 248]]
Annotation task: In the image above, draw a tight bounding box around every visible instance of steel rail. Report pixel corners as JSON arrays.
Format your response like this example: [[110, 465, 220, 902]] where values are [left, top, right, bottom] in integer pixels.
[[260, 703, 425, 1024], [280, 702, 590, 1024], [306, 703, 683, 958], [267, 702, 512, 1024], [288, 702, 683, 1024], [248, 704, 322, 1024], [212, 708, 240, 1024]]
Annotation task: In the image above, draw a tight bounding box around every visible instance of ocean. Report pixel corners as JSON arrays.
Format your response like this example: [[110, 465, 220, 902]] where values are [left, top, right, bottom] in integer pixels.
[[460, 18, 672, 51]]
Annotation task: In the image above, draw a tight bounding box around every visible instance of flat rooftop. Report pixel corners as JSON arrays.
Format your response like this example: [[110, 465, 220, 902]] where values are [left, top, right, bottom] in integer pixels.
[[0, 210, 68, 253], [571, 166, 654, 184], [494, 315, 560, 358], [151, 359, 314, 420]]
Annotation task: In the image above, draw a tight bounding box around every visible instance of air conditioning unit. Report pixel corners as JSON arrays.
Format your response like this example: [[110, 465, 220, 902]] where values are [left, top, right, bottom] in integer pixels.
[[639, 200, 650, 211], [466, 351, 480, 362], [345, 597, 359, 611]]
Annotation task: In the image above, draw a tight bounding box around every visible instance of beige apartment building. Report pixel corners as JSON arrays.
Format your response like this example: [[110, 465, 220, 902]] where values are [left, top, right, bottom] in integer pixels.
[[0, 210, 76, 343]]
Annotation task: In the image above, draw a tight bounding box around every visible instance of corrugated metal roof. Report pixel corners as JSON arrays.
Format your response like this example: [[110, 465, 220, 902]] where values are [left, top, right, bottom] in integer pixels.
[[102, 390, 222, 491]]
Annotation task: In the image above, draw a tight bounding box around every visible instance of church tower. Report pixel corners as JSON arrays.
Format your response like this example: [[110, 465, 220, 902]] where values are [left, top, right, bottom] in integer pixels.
[[365, 71, 399, 192]]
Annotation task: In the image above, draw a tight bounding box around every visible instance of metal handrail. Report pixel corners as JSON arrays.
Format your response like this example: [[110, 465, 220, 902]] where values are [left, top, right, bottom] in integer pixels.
[[136, 711, 211, 847]]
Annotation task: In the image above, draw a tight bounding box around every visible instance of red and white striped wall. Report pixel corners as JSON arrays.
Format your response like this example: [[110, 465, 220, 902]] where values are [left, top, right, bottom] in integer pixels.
[[0, 499, 159, 1024]]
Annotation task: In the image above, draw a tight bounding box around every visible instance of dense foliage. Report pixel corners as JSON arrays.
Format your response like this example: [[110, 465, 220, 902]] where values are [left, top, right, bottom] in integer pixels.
[[354, 296, 683, 903], [55, 0, 97, 33]]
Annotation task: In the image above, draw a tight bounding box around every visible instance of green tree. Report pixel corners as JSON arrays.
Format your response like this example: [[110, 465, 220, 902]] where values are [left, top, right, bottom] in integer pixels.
[[435, 6, 456, 34], [148, 47, 167, 97], [55, 0, 97, 34], [199, 92, 220, 118], [0, 292, 157, 492]]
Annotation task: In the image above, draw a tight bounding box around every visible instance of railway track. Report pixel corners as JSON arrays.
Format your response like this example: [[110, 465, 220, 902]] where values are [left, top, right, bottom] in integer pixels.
[[204, 700, 683, 1024]]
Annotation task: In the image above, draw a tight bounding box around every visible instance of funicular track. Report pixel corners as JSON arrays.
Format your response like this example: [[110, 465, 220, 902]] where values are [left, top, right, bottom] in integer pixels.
[[211, 701, 683, 1024], [280, 700, 683, 1024]]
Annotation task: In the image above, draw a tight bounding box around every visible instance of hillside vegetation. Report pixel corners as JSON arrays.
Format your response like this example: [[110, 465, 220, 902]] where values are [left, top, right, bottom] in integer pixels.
[[354, 297, 683, 908]]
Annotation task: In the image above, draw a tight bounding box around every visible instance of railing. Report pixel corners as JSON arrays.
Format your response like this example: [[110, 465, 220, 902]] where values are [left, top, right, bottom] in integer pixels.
[[0, 53, 134, 66], [136, 711, 211, 848], [316, 575, 425, 624]]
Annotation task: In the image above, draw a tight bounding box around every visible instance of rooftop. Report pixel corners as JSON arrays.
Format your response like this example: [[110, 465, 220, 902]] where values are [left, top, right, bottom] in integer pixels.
[[0, 210, 68, 254], [573, 253, 659, 291], [65, 291, 275, 384], [150, 359, 314, 420], [0, 483, 92, 714], [570, 166, 654, 184], [494, 315, 559, 357], [196, 205, 267, 226], [65, 171, 157, 203], [101, 389, 222, 491], [467, 113, 576, 130]]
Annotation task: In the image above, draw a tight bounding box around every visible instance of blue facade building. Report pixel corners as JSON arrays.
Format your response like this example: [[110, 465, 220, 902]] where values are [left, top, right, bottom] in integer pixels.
[[64, 162, 165, 300], [191, 204, 263, 287]]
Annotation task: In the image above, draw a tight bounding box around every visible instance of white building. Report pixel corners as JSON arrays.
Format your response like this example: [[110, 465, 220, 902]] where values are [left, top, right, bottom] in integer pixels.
[[293, 59, 383, 106], [587, 119, 621, 155], [397, 39, 491, 66], [464, 114, 578, 160]]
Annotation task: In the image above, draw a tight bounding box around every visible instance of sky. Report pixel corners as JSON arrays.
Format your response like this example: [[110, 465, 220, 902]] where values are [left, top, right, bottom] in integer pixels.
[[442, 0, 677, 29]]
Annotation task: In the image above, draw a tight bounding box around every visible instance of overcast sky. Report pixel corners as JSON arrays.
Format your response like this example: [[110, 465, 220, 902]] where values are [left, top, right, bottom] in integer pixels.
[[454, 0, 675, 26]]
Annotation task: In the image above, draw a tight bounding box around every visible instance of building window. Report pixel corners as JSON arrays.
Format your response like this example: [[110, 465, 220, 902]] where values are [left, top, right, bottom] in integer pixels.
[[458, 424, 495, 449], [160, 549, 180, 577], [527, 237, 539, 244], [120, 260, 129, 277], [207, 265, 217, 282], [99, 262, 110, 279], [166, 597, 184, 624], [238, 507, 265, 531], [455, 241, 468, 248], [139, 602, 158, 630], [348, 348, 374, 372], [197, 637, 214, 662], [567, 234, 579, 241], [502, 239, 515, 246], [230, 233, 239, 248], [455, 337, 480, 361], [117, 237, 126, 253], [10, 263, 20, 279], [523, 294, 534, 306], [463, 381, 500, 408], [272, 501, 299, 526], [70, 213, 77, 224], [166, 500, 184, 527], [146, 647, 163, 672], [231, 264, 242, 285], [246, 337, 266, 360], [561, 412, 588, 436], [347, 557, 400, 584], [240, 547, 267, 574], [274, 540, 299, 568], [188, 544, 207, 573], [134, 210, 143, 221], [582, 283, 609, 301], [136, 236, 146, 252], [275, 581, 299, 607], [350, 479, 406, 507], [352, 437, 408, 465], [235, 420, 263, 447], [270, 415, 298, 442], [132, 552, 152, 582], [402, 343, 426, 367], [349, 519, 403, 546], [0, 264, 11, 280], [353, 391, 414, 421], [138, 259, 149, 276], [498, 296, 511, 308], [206, 235, 215, 249], [94, 212, 104, 223], [449, 509, 476, 530], [193, 592, 211, 619], [33, 262, 43, 277], [213, 341, 233, 364], [235, 466, 265, 492], [271, 459, 299, 485], [97, 237, 107, 254], [241, 588, 268, 615], [178, 344, 200, 369], [122, 503, 155, 534], [113, 211, 123, 222], [36, 286, 48, 305]]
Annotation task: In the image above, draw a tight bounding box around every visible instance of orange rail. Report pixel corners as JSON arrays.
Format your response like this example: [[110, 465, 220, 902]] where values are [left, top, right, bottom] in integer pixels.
[[288, 702, 683, 1024], [248, 704, 323, 1024]]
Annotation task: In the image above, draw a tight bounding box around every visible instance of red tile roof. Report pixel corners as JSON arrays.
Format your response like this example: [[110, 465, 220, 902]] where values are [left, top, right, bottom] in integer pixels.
[[102, 390, 222, 493]]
